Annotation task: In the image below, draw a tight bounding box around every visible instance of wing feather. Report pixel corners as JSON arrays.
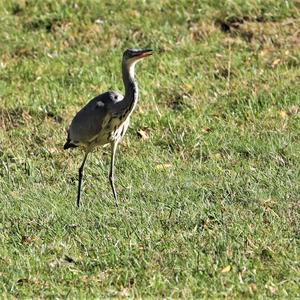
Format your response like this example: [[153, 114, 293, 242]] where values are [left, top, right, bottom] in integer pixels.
[[68, 91, 123, 143]]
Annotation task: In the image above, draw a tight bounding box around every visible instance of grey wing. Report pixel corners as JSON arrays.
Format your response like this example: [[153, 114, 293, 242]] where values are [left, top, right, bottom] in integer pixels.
[[68, 91, 123, 144]]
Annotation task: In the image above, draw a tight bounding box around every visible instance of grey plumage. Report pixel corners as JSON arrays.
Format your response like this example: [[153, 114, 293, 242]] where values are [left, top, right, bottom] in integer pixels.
[[64, 48, 153, 207]]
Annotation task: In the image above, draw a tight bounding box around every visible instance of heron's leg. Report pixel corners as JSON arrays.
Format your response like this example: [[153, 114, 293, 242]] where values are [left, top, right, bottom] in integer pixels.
[[109, 141, 119, 204], [77, 151, 89, 208]]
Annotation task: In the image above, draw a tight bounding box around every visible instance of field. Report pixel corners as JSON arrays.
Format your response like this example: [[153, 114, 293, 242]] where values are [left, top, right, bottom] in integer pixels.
[[0, 0, 300, 298]]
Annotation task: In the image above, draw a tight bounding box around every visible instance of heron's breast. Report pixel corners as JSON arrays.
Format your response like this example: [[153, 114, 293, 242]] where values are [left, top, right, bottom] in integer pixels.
[[108, 117, 129, 141]]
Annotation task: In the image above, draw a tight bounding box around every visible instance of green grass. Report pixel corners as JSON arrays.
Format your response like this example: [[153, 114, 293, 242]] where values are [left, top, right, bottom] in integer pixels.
[[1, 0, 300, 298]]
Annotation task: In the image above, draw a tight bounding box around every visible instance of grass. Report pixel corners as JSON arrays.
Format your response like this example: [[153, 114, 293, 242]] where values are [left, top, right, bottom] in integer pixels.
[[0, 0, 300, 298]]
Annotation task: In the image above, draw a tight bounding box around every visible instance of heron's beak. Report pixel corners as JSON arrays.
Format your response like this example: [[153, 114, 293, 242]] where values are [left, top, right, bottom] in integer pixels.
[[136, 49, 153, 59]]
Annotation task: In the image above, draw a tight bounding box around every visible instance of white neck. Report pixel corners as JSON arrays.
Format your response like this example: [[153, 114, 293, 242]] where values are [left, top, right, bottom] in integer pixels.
[[127, 59, 138, 79]]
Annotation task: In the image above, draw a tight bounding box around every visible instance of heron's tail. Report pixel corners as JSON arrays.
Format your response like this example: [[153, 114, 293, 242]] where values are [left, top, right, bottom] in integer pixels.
[[64, 129, 78, 150], [64, 141, 78, 150]]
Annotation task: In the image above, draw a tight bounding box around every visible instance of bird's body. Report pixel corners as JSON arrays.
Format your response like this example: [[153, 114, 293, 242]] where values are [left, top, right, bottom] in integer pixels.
[[65, 91, 125, 149], [64, 48, 152, 207]]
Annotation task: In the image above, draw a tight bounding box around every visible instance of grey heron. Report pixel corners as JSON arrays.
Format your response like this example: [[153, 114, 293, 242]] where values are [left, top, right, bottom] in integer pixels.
[[64, 48, 153, 207]]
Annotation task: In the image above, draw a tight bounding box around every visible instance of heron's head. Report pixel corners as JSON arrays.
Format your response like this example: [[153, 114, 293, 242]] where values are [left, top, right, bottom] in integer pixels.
[[122, 48, 153, 67]]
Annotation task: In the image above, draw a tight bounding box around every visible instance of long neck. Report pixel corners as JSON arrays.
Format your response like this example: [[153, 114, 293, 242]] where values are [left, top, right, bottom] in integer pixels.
[[120, 61, 139, 114]]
